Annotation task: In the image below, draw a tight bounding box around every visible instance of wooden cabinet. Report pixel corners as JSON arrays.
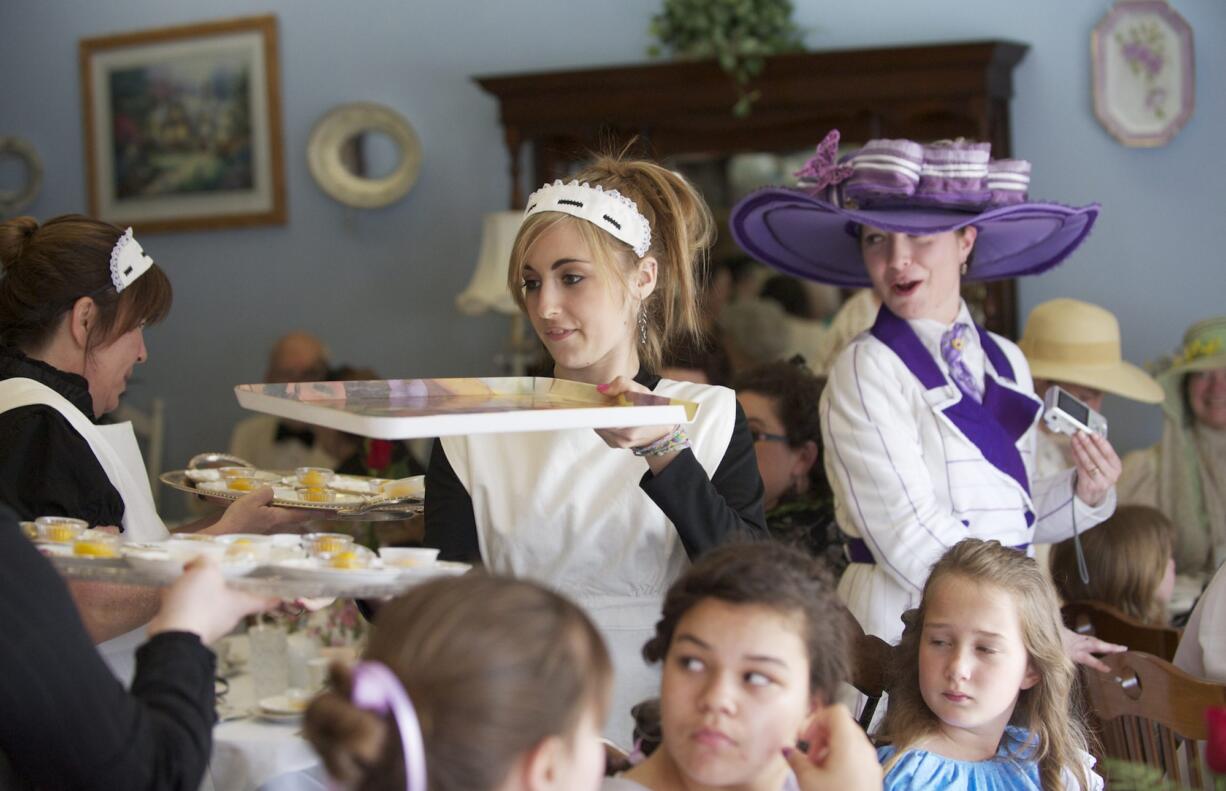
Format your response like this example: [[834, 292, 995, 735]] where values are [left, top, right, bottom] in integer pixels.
[[476, 40, 1028, 336]]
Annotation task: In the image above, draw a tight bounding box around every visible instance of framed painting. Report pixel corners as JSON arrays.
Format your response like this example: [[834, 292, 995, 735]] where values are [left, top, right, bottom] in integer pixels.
[[79, 15, 286, 232], [1091, 0, 1195, 148]]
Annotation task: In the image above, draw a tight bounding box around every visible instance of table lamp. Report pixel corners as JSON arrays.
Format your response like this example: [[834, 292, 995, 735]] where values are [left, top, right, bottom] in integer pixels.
[[456, 211, 537, 375]]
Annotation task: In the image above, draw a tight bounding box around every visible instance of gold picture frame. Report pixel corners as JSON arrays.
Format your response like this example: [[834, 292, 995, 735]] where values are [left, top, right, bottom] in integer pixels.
[[79, 15, 287, 233]]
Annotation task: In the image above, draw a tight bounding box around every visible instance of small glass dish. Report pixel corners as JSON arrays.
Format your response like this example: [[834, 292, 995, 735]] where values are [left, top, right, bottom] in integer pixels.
[[219, 466, 258, 480], [218, 534, 274, 562], [322, 544, 377, 570], [72, 530, 122, 558], [295, 467, 334, 488], [35, 516, 89, 544], [268, 533, 307, 562], [379, 547, 440, 569], [166, 534, 228, 563], [294, 486, 337, 504], [226, 476, 263, 492], [303, 532, 353, 558]]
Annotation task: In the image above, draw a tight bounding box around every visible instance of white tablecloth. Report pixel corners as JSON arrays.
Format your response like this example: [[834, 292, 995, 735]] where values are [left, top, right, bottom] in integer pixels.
[[204, 670, 327, 790]]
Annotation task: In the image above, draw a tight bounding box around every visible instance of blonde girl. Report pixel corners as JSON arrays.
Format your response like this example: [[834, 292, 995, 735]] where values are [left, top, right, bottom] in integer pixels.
[[425, 156, 766, 744], [1049, 504, 1176, 625], [305, 573, 613, 791], [877, 539, 1101, 791]]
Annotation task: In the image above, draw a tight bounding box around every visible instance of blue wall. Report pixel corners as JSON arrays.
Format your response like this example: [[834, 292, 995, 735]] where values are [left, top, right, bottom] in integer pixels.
[[2, 0, 1221, 515]]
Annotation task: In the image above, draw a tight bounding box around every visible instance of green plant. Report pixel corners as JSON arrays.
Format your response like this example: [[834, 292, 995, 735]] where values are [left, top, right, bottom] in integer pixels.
[[648, 0, 805, 117]]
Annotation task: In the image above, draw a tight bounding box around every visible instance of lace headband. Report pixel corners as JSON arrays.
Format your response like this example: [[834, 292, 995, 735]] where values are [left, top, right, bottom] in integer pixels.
[[350, 661, 426, 791], [524, 180, 652, 258], [109, 228, 153, 292]]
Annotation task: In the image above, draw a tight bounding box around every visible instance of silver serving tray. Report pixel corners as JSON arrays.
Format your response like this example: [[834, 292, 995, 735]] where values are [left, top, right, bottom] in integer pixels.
[[49, 555, 468, 599], [159, 470, 422, 521]]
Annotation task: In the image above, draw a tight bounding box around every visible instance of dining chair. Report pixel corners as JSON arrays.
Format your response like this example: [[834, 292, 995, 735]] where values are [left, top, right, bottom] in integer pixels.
[[1063, 599, 1182, 662], [1081, 650, 1226, 789], [844, 610, 895, 731]]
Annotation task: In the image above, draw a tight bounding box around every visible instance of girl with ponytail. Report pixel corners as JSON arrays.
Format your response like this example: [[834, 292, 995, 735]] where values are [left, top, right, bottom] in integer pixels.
[[305, 574, 613, 791], [424, 155, 767, 745]]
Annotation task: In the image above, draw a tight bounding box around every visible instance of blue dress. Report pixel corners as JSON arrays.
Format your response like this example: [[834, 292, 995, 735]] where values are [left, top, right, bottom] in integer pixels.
[[877, 727, 1103, 791]]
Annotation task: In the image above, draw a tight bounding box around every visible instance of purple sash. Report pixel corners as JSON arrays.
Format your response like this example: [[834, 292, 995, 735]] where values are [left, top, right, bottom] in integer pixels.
[[869, 306, 1040, 497]]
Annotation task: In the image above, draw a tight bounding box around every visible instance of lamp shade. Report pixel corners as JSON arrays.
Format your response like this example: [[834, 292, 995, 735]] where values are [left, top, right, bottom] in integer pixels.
[[456, 211, 523, 316]]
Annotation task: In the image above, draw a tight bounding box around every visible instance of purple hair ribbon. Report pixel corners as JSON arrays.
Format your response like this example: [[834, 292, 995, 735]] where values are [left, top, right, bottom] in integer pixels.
[[350, 661, 427, 791]]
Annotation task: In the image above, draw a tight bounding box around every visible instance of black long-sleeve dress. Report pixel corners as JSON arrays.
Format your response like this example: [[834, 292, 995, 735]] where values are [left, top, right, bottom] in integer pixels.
[[421, 370, 765, 745], [424, 370, 766, 561], [0, 507, 215, 790], [0, 346, 125, 526]]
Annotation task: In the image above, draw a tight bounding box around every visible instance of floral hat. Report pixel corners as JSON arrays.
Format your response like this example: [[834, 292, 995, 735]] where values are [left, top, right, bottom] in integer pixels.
[[1154, 316, 1226, 423], [729, 130, 1101, 287]]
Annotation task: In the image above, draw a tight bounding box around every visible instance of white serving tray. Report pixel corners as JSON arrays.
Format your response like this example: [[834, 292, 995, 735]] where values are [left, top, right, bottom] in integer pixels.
[[234, 377, 699, 440]]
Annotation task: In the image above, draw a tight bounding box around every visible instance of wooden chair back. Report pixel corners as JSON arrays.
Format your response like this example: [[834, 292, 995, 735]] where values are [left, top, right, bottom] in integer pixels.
[[1081, 651, 1226, 789], [1063, 599, 1181, 662], [844, 609, 895, 730], [603, 740, 631, 776]]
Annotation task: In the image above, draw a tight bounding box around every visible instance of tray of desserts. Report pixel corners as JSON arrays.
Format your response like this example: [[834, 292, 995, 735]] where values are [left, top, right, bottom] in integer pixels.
[[32, 519, 464, 599], [160, 462, 423, 521], [234, 376, 700, 440]]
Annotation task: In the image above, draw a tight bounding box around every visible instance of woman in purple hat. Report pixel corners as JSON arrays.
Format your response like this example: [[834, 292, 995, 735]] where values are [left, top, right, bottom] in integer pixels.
[[730, 132, 1124, 669]]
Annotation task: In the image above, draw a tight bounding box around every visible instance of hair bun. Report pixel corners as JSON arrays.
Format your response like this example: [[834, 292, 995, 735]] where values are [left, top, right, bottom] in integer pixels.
[[0, 216, 40, 272], [303, 667, 392, 787]]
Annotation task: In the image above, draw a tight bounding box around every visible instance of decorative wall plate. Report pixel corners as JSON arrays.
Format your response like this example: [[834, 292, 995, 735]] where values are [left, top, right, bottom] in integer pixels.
[[1091, 0, 1195, 147], [0, 137, 43, 215], [306, 102, 421, 208]]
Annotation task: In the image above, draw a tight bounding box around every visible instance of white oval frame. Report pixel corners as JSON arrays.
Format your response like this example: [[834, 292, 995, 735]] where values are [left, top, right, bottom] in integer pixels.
[[307, 102, 422, 208], [0, 137, 44, 216]]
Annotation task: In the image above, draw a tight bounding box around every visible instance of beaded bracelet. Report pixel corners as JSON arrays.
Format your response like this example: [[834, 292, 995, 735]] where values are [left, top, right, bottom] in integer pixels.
[[632, 425, 691, 457]]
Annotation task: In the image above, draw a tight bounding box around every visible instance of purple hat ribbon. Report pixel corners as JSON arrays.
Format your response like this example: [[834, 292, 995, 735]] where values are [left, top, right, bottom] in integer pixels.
[[794, 129, 853, 195], [350, 661, 426, 791], [794, 130, 1033, 211]]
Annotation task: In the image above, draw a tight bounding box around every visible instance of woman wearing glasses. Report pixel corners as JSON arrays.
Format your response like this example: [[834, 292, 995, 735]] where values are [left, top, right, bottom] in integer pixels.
[[733, 360, 844, 575]]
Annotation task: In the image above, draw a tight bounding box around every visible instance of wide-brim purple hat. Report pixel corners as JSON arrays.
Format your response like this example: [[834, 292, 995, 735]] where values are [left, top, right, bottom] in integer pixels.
[[730, 131, 1100, 288]]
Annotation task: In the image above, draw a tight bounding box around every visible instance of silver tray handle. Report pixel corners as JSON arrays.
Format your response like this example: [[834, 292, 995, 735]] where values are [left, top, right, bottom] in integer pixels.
[[188, 452, 256, 470]]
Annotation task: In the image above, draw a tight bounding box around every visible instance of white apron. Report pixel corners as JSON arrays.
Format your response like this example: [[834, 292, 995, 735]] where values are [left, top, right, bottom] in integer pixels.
[[0, 377, 169, 684], [440, 379, 736, 748]]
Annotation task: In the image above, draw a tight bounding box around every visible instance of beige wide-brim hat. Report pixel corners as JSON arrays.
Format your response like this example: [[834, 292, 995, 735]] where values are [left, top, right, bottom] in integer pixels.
[[1018, 298, 1163, 404]]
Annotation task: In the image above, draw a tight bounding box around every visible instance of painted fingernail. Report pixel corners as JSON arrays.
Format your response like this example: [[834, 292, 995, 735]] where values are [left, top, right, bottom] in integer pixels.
[[596, 383, 609, 393]]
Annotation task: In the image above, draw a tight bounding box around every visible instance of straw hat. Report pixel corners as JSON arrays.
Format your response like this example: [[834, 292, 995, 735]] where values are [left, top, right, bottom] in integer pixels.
[[1017, 298, 1162, 404]]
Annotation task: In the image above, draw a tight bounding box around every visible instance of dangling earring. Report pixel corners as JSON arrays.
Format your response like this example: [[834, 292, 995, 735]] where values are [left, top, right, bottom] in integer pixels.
[[959, 259, 969, 276], [638, 306, 648, 345]]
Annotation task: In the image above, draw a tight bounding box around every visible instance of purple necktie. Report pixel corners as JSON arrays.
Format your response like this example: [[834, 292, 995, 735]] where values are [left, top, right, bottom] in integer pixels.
[[940, 323, 983, 403]]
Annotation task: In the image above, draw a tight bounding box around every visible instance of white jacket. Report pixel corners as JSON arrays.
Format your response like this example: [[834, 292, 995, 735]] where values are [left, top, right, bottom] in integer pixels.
[[822, 304, 1115, 643]]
